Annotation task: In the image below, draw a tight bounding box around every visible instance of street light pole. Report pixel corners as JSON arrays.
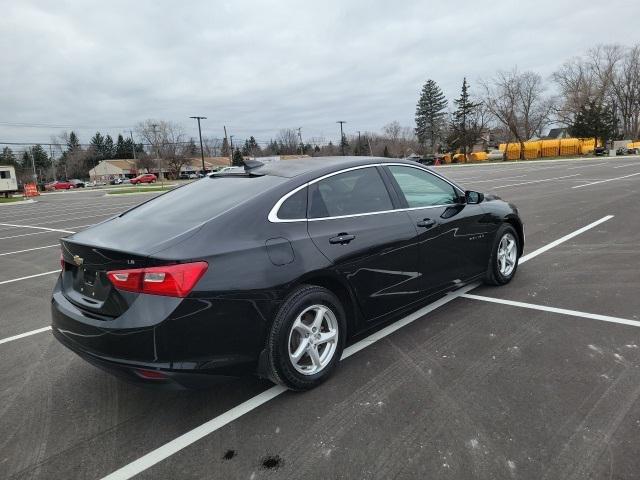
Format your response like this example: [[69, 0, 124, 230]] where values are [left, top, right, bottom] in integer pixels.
[[336, 121, 347, 155], [189, 116, 207, 173], [297, 127, 304, 155]]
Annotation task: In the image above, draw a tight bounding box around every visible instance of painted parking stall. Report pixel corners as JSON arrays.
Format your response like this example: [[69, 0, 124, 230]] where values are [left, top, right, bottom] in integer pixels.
[[1, 157, 640, 479]]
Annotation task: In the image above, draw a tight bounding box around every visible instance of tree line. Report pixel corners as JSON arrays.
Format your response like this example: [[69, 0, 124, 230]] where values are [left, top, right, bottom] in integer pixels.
[[3, 42, 638, 181], [413, 43, 640, 159]]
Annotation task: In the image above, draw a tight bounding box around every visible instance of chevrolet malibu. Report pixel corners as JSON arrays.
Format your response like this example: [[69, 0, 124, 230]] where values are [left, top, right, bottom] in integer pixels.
[[52, 157, 524, 390]]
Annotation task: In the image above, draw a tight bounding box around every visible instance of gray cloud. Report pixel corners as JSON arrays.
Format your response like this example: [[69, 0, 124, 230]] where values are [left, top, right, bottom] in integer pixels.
[[1, 0, 638, 146]]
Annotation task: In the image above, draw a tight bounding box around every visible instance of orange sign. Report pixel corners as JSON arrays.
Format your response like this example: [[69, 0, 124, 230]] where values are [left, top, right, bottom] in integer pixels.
[[24, 183, 39, 197]]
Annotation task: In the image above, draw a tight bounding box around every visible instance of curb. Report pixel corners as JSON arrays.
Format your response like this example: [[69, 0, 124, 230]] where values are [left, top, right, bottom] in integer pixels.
[[0, 199, 37, 207]]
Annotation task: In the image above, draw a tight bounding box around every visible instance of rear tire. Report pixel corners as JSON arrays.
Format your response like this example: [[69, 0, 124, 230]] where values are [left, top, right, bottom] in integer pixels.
[[484, 224, 519, 286], [265, 285, 346, 391]]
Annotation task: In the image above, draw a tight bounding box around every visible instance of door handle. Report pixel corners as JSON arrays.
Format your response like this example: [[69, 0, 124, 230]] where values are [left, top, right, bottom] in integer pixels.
[[416, 218, 437, 229], [329, 233, 356, 245]]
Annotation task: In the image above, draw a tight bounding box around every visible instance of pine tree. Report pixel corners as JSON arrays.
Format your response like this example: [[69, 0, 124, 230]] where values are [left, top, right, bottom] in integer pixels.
[[245, 136, 260, 156], [115, 134, 128, 159], [450, 78, 482, 155], [232, 147, 244, 166], [103, 135, 115, 159], [22, 151, 32, 168], [570, 100, 618, 146], [0, 146, 17, 166], [242, 139, 251, 156], [415, 79, 448, 153], [90, 132, 105, 158], [383, 145, 390, 157], [67, 131, 81, 153]]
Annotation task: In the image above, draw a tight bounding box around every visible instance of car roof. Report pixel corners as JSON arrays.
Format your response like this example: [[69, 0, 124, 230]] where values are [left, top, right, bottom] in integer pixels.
[[252, 156, 421, 179]]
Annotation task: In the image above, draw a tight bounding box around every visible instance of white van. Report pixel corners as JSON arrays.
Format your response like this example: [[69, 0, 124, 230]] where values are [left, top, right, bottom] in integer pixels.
[[0, 165, 18, 197]]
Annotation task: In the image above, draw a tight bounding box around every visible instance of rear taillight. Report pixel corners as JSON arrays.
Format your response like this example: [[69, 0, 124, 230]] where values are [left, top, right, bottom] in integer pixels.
[[60, 251, 65, 270], [106, 261, 208, 297]]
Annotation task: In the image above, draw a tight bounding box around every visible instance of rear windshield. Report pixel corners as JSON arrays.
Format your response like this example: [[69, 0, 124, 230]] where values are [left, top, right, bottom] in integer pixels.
[[121, 175, 284, 224]]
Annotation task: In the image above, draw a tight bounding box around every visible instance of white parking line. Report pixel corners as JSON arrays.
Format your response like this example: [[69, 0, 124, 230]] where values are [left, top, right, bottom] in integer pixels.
[[0, 270, 61, 286], [566, 162, 607, 170], [0, 327, 52, 345], [100, 282, 479, 480], [0, 223, 75, 234], [613, 163, 639, 169], [461, 294, 640, 328], [518, 215, 613, 264], [0, 205, 132, 224], [491, 174, 580, 189], [98, 215, 614, 480], [572, 172, 640, 189], [459, 175, 528, 184], [0, 244, 59, 256], [26, 212, 118, 227], [0, 230, 73, 240]]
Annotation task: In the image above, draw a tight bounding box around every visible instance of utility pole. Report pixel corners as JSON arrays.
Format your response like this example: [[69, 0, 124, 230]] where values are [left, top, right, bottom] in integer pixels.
[[230, 135, 235, 164], [129, 130, 136, 161], [357, 131, 361, 156], [223, 125, 231, 164], [49, 144, 54, 179], [151, 123, 163, 186], [30, 146, 37, 183], [189, 116, 207, 173], [297, 127, 304, 155], [336, 121, 347, 155]]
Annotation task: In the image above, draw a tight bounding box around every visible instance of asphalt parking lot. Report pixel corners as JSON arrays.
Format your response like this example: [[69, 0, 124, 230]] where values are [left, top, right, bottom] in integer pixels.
[[1, 156, 640, 480]]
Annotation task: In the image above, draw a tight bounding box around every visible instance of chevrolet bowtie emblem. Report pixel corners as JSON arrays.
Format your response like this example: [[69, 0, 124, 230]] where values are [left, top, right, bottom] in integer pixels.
[[73, 255, 84, 266]]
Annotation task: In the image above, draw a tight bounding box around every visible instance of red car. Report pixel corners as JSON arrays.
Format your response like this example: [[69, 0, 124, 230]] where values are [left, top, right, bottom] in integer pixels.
[[45, 180, 76, 191], [130, 174, 157, 185]]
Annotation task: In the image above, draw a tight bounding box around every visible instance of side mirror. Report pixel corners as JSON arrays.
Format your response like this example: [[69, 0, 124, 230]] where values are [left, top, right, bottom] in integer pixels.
[[465, 190, 484, 204]]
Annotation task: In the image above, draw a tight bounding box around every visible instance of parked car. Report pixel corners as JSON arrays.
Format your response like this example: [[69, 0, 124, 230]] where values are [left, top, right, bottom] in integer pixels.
[[69, 179, 85, 188], [594, 146, 608, 156], [52, 157, 524, 390], [45, 180, 76, 190], [487, 150, 504, 160], [616, 147, 639, 156], [110, 177, 123, 185], [130, 173, 157, 184]]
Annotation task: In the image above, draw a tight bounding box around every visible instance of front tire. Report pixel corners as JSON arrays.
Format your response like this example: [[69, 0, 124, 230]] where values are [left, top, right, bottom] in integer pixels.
[[485, 224, 519, 286], [265, 285, 346, 391]]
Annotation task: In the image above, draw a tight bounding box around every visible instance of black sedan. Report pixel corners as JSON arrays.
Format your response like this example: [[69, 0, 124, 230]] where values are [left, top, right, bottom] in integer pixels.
[[52, 157, 524, 390]]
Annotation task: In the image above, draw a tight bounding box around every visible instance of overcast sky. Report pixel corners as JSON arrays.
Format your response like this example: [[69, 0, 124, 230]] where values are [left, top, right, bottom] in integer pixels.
[[1, 0, 639, 149]]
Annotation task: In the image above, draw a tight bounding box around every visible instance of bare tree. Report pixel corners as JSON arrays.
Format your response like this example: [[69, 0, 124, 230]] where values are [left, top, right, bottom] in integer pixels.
[[137, 120, 189, 179], [276, 128, 299, 154], [609, 44, 640, 139], [483, 69, 553, 159], [202, 136, 222, 157], [552, 43, 640, 138]]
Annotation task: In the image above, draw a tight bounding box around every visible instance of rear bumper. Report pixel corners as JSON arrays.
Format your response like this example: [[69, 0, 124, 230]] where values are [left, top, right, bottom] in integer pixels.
[[52, 327, 235, 389], [51, 276, 269, 386]]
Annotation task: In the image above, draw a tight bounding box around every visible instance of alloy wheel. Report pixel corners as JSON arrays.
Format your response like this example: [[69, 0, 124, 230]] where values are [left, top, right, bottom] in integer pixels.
[[497, 232, 517, 277], [287, 304, 338, 375]]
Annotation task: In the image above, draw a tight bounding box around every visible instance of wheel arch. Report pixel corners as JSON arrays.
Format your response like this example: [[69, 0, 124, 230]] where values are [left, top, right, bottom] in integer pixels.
[[295, 273, 361, 339], [504, 215, 524, 256]]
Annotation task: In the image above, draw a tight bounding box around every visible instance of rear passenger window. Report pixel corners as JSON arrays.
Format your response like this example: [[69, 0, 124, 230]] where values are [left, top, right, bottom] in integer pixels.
[[278, 187, 307, 219], [308, 167, 393, 219]]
